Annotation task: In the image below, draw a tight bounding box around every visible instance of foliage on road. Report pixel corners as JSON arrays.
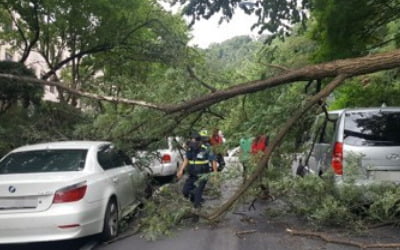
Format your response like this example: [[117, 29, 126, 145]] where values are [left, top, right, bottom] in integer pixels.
[[267, 166, 400, 229], [137, 184, 193, 241]]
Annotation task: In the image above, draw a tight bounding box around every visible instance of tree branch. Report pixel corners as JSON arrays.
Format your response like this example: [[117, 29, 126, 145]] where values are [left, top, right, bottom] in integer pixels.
[[258, 62, 290, 72], [164, 49, 400, 114], [5, 8, 28, 53], [186, 66, 217, 92], [0, 74, 167, 111], [19, 1, 40, 63], [205, 108, 225, 119], [41, 44, 114, 80], [204, 74, 349, 221], [41, 19, 165, 80], [287, 228, 400, 248]]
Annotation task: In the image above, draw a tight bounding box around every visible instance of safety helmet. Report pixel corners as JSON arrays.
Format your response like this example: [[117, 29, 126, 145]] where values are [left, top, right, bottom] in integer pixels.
[[199, 129, 209, 142], [199, 129, 208, 137]]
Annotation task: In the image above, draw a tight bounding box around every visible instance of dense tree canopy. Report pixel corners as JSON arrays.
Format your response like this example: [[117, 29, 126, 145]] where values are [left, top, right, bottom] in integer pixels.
[[0, 0, 190, 106]]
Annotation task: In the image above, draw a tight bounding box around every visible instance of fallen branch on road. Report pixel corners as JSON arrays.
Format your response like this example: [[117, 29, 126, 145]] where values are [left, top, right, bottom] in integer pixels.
[[368, 220, 400, 229], [287, 228, 400, 248], [235, 229, 257, 238]]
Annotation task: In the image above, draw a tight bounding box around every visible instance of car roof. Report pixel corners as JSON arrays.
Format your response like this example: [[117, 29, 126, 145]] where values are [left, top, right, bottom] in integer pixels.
[[327, 109, 344, 115], [326, 107, 400, 118], [11, 141, 111, 153], [343, 106, 400, 113]]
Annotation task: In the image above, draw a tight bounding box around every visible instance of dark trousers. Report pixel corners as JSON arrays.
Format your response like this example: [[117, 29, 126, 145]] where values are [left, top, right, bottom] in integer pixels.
[[182, 164, 208, 208], [216, 153, 225, 171]]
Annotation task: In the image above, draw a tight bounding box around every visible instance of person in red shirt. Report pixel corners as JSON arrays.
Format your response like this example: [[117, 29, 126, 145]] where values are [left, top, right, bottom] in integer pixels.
[[210, 129, 223, 145], [209, 128, 225, 171], [251, 134, 268, 155]]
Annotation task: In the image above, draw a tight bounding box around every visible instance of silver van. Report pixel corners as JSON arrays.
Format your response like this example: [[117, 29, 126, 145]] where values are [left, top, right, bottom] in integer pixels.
[[297, 107, 400, 185]]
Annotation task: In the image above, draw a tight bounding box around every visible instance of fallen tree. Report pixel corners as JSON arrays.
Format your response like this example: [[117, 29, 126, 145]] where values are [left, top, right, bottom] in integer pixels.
[[1, 49, 400, 114], [1, 49, 400, 219]]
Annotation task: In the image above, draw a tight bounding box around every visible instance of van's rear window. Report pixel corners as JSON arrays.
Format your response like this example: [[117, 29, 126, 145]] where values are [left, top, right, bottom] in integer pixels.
[[0, 149, 87, 174], [344, 111, 400, 146]]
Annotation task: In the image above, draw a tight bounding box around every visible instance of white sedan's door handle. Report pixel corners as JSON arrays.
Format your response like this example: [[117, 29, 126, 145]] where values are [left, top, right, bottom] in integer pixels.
[[112, 177, 118, 183]]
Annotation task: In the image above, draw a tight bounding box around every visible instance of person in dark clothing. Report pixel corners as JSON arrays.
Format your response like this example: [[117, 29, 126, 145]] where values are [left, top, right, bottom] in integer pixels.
[[176, 131, 218, 208]]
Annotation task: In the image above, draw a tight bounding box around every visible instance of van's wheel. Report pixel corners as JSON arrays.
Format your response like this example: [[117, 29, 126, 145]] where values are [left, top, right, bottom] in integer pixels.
[[101, 198, 118, 241]]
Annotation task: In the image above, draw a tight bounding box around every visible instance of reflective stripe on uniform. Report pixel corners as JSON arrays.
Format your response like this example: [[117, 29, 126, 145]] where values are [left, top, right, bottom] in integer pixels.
[[189, 160, 209, 165]]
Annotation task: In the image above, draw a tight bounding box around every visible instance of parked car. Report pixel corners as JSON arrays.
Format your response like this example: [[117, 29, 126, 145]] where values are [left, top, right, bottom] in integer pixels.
[[224, 146, 241, 166], [0, 141, 149, 244], [296, 107, 400, 185], [134, 137, 184, 180]]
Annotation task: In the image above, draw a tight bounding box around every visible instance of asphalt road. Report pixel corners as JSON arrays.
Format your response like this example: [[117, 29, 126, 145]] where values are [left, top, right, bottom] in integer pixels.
[[95, 198, 400, 250], [94, 200, 355, 250], [0, 236, 99, 250]]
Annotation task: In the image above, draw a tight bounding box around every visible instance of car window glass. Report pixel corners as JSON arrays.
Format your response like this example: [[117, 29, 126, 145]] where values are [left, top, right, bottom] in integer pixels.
[[308, 113, 338, 145], [98, 146, 114, 170], [0, 149, 87, 174], [307, 114, 324, 142], [344, 111, 400, 146], [111, 150, 128, 167], [320, 119, 336, 143]]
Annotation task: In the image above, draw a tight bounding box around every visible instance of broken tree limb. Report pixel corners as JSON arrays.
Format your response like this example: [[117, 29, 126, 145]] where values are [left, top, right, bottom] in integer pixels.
[[165, 49, 400, 114], [2, 49, 400, 114], [204, 74, 349, 221], [287, 228, 400, 249], [0, 73, 168, 111], [186, 66, 217, 92], [258, 62, 290, 72], [235, 229, 257, 238]]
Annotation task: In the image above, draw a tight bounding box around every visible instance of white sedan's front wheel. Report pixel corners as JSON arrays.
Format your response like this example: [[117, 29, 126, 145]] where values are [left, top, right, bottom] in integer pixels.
[[101, 199, 118, 241]]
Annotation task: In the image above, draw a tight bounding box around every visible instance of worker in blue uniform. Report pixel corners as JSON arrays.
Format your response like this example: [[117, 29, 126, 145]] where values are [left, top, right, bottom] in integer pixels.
[[176, 130, 218, 208]]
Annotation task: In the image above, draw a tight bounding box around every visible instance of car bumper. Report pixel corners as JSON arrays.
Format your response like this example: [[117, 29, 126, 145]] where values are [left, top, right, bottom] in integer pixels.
[[150, 163, 177, 177], [0, 200, 104, 244]]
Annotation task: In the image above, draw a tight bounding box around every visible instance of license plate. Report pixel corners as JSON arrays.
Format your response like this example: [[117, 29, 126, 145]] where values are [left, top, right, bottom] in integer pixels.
[[0, 198, 37, 209]]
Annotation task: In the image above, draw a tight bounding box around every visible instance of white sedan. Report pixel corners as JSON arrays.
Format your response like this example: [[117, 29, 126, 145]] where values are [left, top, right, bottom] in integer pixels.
[[0, 141, 149, 244], [224, 146, 241, 166], [133, 137, 184, 179]]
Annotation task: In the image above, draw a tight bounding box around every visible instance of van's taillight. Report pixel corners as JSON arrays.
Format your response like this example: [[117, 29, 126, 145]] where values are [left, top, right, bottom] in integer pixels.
[[161, 154, 171, 163], [331, 142, 343, 175], [53, 182, 87, 203]]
